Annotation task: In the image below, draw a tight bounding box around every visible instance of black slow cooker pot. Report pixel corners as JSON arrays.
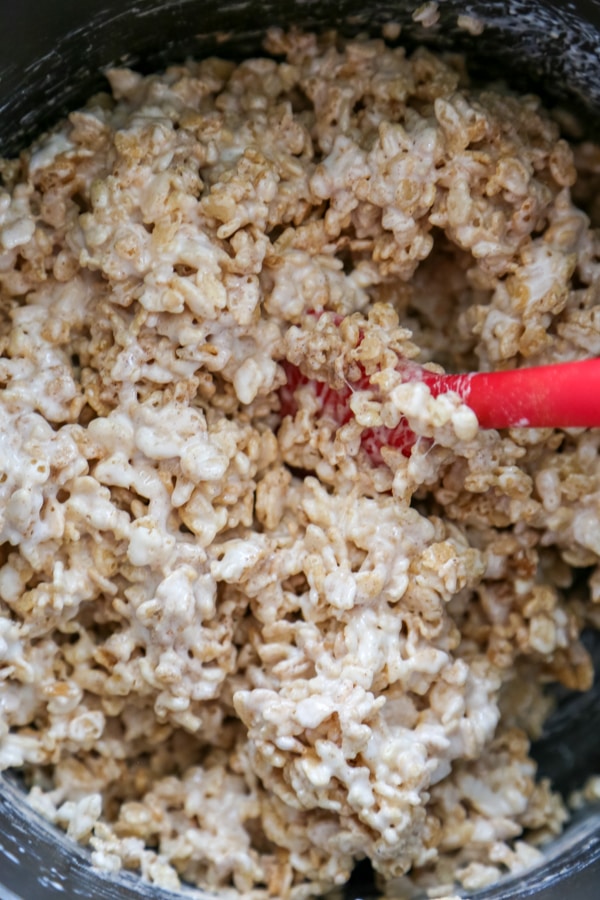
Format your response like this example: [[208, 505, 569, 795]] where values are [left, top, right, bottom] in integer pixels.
[[0, 1, 599, 898]]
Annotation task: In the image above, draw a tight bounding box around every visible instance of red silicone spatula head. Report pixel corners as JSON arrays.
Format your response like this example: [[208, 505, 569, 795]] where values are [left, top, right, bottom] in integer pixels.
[[279, 314, 600, 465]]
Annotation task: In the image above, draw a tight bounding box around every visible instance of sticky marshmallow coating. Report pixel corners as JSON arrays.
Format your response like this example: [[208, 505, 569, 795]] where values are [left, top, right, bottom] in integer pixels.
[[0, 27, 598, 899]]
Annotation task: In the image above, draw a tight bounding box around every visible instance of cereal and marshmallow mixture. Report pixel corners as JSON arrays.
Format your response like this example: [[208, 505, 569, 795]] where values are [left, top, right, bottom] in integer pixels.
[[0, 27, 599, 899]]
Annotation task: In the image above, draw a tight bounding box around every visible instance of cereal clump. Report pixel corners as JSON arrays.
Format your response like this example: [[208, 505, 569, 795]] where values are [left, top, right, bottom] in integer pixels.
[[0, 28, 598, 899]]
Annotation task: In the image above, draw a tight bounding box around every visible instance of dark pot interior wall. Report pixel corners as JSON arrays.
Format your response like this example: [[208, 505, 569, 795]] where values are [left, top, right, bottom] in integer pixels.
[[2, 0, 600, 155]]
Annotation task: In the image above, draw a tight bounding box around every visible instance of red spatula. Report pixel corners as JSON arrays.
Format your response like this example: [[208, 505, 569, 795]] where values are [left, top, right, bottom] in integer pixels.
[[279, 323, 600, 463]]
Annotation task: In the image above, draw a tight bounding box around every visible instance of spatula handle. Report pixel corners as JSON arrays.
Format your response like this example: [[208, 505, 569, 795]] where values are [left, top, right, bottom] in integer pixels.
[[425, 359, 600, 430]]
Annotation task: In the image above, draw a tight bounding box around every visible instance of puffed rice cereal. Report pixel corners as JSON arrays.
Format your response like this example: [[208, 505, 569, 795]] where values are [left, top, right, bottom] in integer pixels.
[[0, 27, 599, 899]]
